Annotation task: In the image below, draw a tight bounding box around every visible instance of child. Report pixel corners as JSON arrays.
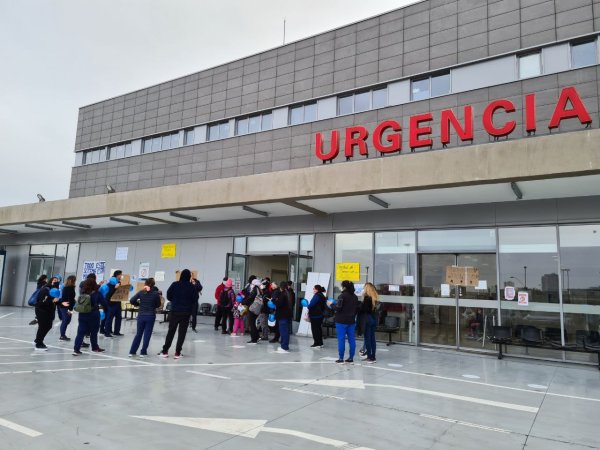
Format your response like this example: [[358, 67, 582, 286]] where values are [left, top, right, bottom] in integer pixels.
[[232, 295, 245, 336]]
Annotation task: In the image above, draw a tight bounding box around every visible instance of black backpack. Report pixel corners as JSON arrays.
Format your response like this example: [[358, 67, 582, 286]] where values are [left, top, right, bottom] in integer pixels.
[[219, 289, 231, 308]]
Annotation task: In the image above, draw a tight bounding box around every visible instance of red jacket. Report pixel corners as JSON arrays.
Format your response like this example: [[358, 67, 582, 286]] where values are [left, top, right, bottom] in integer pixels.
[[214, 283, 225, 303]]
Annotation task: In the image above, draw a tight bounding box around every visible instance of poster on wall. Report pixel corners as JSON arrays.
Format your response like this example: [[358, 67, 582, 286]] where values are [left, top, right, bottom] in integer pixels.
[[138, 262, 150, 279], [115, 247, 128, 261], [517, 291, 529, 306], [154, 271, 165, 282], [82, 261, 106, 282], [335, 262, 360, 281], [504, 286, 516, 300], [161, 243, 177, 259]]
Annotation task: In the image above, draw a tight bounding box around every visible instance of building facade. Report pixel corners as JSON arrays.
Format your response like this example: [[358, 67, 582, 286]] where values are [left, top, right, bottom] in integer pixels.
[[1, 0, 600, 366]]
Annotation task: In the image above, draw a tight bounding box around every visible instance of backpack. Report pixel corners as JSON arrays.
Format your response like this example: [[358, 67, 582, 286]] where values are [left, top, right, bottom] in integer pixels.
[[27, 287, 43, 306], [74, 294, 92, 313], [249, 295, 264, 315]]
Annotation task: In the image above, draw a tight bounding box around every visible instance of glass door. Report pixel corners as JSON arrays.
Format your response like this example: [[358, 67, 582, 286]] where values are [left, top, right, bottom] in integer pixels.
[[226, 253, 247, 293], [24, 257, 55, 306], [419, 253, 498, 350], [289, 252, 313, 321]]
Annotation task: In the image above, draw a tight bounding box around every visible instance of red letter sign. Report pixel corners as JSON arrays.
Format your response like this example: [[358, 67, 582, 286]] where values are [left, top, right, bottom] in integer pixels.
[[373, 120, 402, 153], [441, 106, 473, 145], [548, 86, 592, 129], [483, 100, 516, 137], [344, 126, 369, 158], [315, 131, 340, 161], [525, 94, 536, 134], [409, 113, 433, 150]]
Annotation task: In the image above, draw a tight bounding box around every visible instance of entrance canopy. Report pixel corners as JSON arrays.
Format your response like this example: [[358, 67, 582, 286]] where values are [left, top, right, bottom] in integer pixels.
[[1, 129, 599, 236]]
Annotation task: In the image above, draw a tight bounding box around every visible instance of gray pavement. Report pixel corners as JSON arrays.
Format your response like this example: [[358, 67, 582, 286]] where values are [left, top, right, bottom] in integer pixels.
[[0, 306, 599, 450]]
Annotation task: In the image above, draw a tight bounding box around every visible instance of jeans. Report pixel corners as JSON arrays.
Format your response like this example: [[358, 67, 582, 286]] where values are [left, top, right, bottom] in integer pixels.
[[279, 319, 290, 350], [364, 315, 377, 360], [105, 302, 122, 334], [335, 322, 356, 360], [129, 314, 156, 355], [58, 307, 71, 337], [310, 316, 324, 346], [74, 311, 100, 351], [162, 312, 190, 354]]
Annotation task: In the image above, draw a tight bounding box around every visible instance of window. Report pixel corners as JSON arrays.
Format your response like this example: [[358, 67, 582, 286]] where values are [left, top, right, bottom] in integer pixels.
[[261, 112, 273, 130], [290, 105, 304, 125], [151, 136, 161, 152], [236, 118, 249, 136], [372, 87, 388, 109], [248, 115, 261, 133], [338, 95, 353, 115], [411, 78, 429, 101], [304, 103, 317, 122], [209, 121, 230, 141], [571, 41, 596, 68], [170, 132, 179, 148], [219, 122, 230, 139], [184, 128, 194, 145], [354, 91, 370, 113], [430, 72, 450, 97], [519, 52, 541, 79]]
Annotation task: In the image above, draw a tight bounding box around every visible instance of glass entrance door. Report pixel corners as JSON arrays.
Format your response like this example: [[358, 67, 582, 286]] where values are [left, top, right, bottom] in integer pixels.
[[419, 253, 498, 350], [24, 257, 55, 306], [226, 253, 248, 293], [289, 253, 313, 321]]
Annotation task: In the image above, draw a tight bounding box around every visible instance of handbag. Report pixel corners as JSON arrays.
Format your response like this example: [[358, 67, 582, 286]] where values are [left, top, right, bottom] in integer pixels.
[[249, 295, 263, 315]]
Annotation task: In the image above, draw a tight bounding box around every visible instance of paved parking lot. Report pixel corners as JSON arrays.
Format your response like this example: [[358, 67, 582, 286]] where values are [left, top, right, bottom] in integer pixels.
[[1, 306, 599, 450]]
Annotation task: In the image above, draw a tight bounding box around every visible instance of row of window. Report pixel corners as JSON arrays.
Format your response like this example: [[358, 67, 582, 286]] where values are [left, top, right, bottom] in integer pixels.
[[78, 37, 600, 166]]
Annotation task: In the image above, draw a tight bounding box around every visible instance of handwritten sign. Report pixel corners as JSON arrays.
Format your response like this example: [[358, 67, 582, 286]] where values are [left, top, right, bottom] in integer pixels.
[[335, 262, 360, 282], [161, 243, 177, 259], [82, 260, 105, 282]]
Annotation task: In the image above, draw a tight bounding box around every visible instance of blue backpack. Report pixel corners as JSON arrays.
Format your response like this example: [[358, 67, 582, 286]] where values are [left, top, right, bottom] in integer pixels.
[[27, 287, 43, 306]]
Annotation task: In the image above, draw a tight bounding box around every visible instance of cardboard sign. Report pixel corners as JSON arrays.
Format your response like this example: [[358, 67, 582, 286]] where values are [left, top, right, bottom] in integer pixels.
[[110, 274, 132, 302], [335, 262, 360, 282], [445, 266, 479, 286]]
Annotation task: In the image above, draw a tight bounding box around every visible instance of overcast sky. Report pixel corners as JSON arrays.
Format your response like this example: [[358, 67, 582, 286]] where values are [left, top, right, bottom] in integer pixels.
[[0, 0, 416, 208]]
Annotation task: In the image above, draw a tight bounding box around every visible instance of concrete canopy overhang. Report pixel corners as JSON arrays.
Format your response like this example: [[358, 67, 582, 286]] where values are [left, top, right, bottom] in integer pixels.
[[1, 129, 599, 235]]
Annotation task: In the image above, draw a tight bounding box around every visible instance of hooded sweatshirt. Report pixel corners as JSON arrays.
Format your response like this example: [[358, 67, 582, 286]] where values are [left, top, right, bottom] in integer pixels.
[[166, 269, 199, 313]]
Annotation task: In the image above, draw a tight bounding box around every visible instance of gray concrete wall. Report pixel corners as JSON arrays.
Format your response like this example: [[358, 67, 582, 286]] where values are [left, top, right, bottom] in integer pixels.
[[0, 245, 30, 307], [69, 0, 600, 198]]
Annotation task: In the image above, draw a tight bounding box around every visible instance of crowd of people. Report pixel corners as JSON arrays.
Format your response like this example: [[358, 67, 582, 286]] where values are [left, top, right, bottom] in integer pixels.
[[30, 270, 381, 364]]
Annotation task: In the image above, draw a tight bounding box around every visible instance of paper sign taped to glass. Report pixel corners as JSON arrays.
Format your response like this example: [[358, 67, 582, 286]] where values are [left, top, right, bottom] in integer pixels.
[[445, 266, 480, 286]]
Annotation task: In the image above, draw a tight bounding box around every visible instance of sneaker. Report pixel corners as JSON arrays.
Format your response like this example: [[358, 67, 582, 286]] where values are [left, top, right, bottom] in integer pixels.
[[246, 340, 258, 345], [275, 347, 290, 353], [366, 358, 377, 364], [113, 333, 124, 336], [59, 336, 71, 341], [335, 359, 344, 364], [81, 342, 90, 348], [128, 353, 136, 358], [221, 331, 229, 335], [158, 352, 168, 358], [360, 355, 369, 360], [72, 350, 82, 356], [92, 348, 106, 353], [139, 354, 147, 358], [174, 353, 182, 359], [257, 337, 262, 342], [359, 350, 366, 356], [104, 334, 113, 338], [29, 319, 38, 325], [344, 359, 354, 364]]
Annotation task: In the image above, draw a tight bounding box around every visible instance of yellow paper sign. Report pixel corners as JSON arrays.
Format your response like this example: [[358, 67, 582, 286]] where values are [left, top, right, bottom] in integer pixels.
[[335, 262, 360, 282], [161, 243, 177, 259]]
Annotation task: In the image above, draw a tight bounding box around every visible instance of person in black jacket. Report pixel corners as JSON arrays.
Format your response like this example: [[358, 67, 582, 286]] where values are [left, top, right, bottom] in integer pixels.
[[243, 278, 262, 344], [29, 275, 48, 326], [58, 275, 77, 341], [158, 269, 200, 359], [33, 285, 60, 350], [272, 281, 293, 353], [128, 278, 162, 357], [308, 285, 327, 348], [334, 280, 359, 364]]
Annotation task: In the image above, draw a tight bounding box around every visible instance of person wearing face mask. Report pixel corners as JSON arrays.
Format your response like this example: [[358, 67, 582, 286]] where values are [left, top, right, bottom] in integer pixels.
[[214, 277, 228, 331], [128, 278, 162, 357]]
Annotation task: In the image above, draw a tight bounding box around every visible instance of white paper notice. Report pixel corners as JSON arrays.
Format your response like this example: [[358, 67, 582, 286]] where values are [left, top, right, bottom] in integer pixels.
[[403, 275, 414, 285], [154, 271, 165, 282], [441, 284, 450, 297], [115, 247, 128, 261], [138, 263, 150, 279], [476, 280, 488, 290], [300, 283, 307, 291], [504, 286, 515, 301], [517, 291, 529, 306], [389, 285, 400, 292]]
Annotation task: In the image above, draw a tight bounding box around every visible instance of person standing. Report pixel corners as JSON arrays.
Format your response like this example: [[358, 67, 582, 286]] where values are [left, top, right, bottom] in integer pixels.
[[219, 279, 235, 334], [100, 270, 124, 337], [128, 278, 162, 357], [308, 285, 327, 348], [213, 277, 227, 331], [361, 282, 379, 364], [272, 281, 292, 353], [158, 269, 199, 359], [334, 280, 359, 364], [73, 278, 105, 355], [244, 278, 262, 344], [29, 274, 48, 326], [33, 285, 60, 350], [231, 295, 245, 336], [190, 274, 203, 333], [286, 281, 296, 334], [58, 275, 77, 341]]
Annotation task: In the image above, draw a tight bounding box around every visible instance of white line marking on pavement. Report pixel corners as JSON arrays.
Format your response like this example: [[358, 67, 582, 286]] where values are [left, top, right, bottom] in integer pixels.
[[0, 313, 15, 319], [187, 370, 231, 380], [319, 357, 338, 361], [366, 383, 539, 413], [419, 414, 512, 434], [193, 340, 206, 343], [0, 358, 108, 365], [281, 387, 345, 400], [0, 417, 42, 437], [231, 345, 246, 348]]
